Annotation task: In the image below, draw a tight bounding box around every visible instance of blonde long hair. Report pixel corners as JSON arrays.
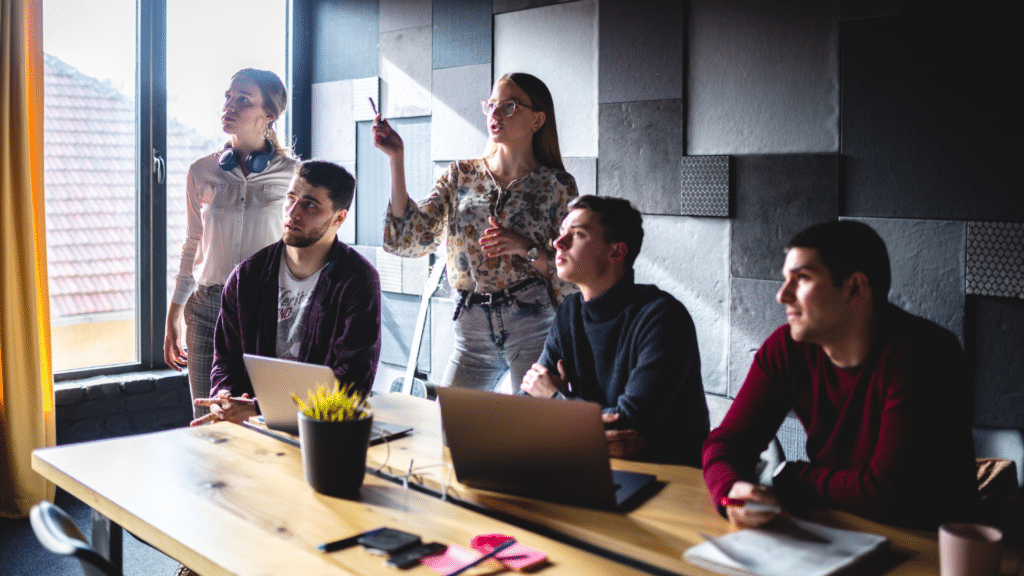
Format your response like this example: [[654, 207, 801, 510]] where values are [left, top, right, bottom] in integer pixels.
[[483, 73, 564, 171], [231, 68, 293, 157]]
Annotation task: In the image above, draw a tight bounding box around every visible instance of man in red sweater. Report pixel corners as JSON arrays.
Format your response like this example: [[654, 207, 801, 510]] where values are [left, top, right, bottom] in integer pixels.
[[702, 220, 978, 530]]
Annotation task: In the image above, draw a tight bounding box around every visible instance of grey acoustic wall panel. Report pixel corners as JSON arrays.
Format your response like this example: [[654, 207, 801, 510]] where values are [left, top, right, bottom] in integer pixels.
[[635, 215, 731, 396], [846, 217, 966, 343], [598, 0, 684, 104], [429, 296, 456, 384], [680, 156, 729, 217], [376, 248, 405, 293], [356, 116, 432, 246], [972, 297, 1024, 428], [431, 64, 490, 161], [381, 25, 432, 118], [688, 0, 839, 155], [493, 0, 574, 14], [339, 161, 357, 245], [563, 157, 597, 198], [380, 0, 431, 33], [730, 155, 839, 280], [842, 16, 1022, 221], [311, 80, 355, 163], [313, 0, 380, 83], [967, 222, 1024, 299], [729, 277, 786, 398], [381, 292, 431, 372], [598, 100, 684, 215], [494, 0, 598, 158], [433, 0, 491, 69]]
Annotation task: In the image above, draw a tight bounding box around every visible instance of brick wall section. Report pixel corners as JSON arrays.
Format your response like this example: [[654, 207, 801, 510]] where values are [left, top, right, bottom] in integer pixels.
[[55, 370, 194, 445]]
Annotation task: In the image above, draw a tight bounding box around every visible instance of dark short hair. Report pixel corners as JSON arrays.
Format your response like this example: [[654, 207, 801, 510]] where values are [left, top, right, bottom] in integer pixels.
[[786, 220, 891, 307], [296, 160, 355, 211], [568, 195, 644, 269]]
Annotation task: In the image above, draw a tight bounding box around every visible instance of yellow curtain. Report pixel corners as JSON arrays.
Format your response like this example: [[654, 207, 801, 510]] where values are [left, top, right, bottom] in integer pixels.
[[1, 0, 56, 518]]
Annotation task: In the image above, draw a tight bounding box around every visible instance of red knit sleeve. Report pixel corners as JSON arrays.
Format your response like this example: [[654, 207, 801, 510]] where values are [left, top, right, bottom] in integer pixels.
[[702, 327, 796, 508]]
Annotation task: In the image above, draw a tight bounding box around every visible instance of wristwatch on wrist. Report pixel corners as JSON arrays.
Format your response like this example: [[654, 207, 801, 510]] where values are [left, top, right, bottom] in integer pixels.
[[525, 245, 540, 262]]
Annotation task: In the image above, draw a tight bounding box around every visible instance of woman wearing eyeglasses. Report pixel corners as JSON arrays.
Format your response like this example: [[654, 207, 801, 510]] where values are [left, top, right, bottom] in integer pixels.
[[374, 72, 578, 393]]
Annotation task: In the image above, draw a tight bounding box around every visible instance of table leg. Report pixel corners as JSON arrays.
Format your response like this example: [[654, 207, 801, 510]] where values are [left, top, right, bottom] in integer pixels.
[[91, 509, 123, 571]]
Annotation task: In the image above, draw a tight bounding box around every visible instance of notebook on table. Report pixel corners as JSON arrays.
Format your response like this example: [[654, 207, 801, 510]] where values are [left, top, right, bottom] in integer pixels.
[[436, 387, 657, 510], [241, 354, 412, 443], [683, 516, 888, 576]]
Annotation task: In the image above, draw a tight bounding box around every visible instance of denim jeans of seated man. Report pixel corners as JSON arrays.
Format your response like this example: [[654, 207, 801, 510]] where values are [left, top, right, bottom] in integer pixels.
[[441, 281, 555, 394]]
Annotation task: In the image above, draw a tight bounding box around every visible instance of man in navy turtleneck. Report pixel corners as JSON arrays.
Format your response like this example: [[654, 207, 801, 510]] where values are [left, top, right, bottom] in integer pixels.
[[521, 195, 709, 466]]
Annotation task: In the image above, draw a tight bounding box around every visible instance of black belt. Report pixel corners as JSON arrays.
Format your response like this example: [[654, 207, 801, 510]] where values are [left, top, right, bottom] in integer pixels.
[[453, 278, 542, 320]]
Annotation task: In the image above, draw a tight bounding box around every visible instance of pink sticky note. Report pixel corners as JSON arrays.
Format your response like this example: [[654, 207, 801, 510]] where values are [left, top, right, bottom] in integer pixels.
[[419, 545, 481, 574], [471, 535, 548, 571]]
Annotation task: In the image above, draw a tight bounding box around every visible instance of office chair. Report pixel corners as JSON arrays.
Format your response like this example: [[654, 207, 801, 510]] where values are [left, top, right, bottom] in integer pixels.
[[29, 500, 122, 576]]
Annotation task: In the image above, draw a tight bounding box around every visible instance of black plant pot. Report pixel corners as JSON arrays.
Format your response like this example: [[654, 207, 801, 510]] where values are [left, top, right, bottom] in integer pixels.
[[298, 411, 373, 498]]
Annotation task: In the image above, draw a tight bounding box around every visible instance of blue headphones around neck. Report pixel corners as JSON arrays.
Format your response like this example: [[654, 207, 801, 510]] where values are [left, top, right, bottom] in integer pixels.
[[218, 140, 275, 174]]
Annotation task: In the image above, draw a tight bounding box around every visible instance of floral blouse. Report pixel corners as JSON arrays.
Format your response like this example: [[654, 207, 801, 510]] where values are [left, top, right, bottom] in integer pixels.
[[383, 158, 580, 303]]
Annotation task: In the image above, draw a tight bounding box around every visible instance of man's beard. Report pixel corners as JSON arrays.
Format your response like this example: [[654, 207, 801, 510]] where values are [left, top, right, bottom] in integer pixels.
[[283, 219, 332, 248]]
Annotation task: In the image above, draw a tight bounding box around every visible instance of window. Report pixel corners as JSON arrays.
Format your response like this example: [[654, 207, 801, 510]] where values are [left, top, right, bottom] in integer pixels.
[[43, 0, 289, 379]]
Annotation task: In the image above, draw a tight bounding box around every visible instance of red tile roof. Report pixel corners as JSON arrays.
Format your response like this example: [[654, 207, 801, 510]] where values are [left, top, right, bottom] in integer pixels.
[[44, 54, 218, 318]]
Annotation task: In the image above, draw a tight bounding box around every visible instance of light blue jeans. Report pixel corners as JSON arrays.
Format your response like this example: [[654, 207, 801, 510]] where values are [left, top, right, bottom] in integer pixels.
[[442, 281, 555, 394]]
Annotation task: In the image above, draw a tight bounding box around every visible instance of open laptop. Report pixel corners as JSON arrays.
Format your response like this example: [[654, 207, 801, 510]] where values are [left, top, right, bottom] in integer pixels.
[[436, 387, 657, 510], [242, 354, 412, 444]]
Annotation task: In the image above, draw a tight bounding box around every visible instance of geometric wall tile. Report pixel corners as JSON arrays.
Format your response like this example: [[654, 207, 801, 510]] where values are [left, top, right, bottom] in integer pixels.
[[598, 0, 684, 104], [730, 155, 839, 281], [598, 100, 684, 215], [352, 77, 381, 122], [972, 296, 1024, 429], [728, 277, 786, 398], [431, 64, 490, 161], [563, 157, 597, 198], [380, 0, 431, 33], [433, 0, 492, 69], [847, 217, 966, 343], [967, 222, 1024, 299], [688, 0, 839, 155], [635, 215, 731, 396], [356, 117, 432, 246], [313, 0, 380, 82], [381, 25, 432, 118], [376, 248, 405, 293], [311, 80, 355, 163], [680, 155, 730, 217], [494, 0, 599, 158]]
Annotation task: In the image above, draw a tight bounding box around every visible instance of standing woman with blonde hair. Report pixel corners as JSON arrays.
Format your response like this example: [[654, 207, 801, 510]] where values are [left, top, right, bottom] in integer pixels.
[[164, 68, 298, 420], [374, 72, 578, 393]]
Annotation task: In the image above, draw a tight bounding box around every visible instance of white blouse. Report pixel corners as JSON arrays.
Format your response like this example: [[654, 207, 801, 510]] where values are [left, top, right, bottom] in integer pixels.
[[171, 152, 298, 306]]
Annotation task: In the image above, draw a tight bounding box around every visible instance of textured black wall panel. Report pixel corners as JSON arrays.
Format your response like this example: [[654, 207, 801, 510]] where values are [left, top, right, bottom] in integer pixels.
[[842, 14, 1023, 221], [598, 100, 684, 215], [599, 0, 684, 104], [731, 155, 840, 280], [971, 297, 1024, 428], [433, 0, 492, 69], [312, 0, 380, 83], [688, 0, 839, 155]]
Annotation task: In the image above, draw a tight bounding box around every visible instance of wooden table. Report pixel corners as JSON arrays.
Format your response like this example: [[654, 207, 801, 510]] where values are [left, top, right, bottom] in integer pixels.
[[32, 423, 648, 576], [365, 393, 943, 576]]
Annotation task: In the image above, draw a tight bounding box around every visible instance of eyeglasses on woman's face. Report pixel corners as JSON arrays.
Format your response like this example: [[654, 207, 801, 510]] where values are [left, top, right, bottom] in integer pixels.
[[481, 99, 537, 117]]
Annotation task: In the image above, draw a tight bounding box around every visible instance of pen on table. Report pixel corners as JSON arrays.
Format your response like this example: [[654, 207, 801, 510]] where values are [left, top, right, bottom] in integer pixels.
[[720, 497, 782, 514], [445, 538, 516, 576], [318, 527, 385, 553]]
